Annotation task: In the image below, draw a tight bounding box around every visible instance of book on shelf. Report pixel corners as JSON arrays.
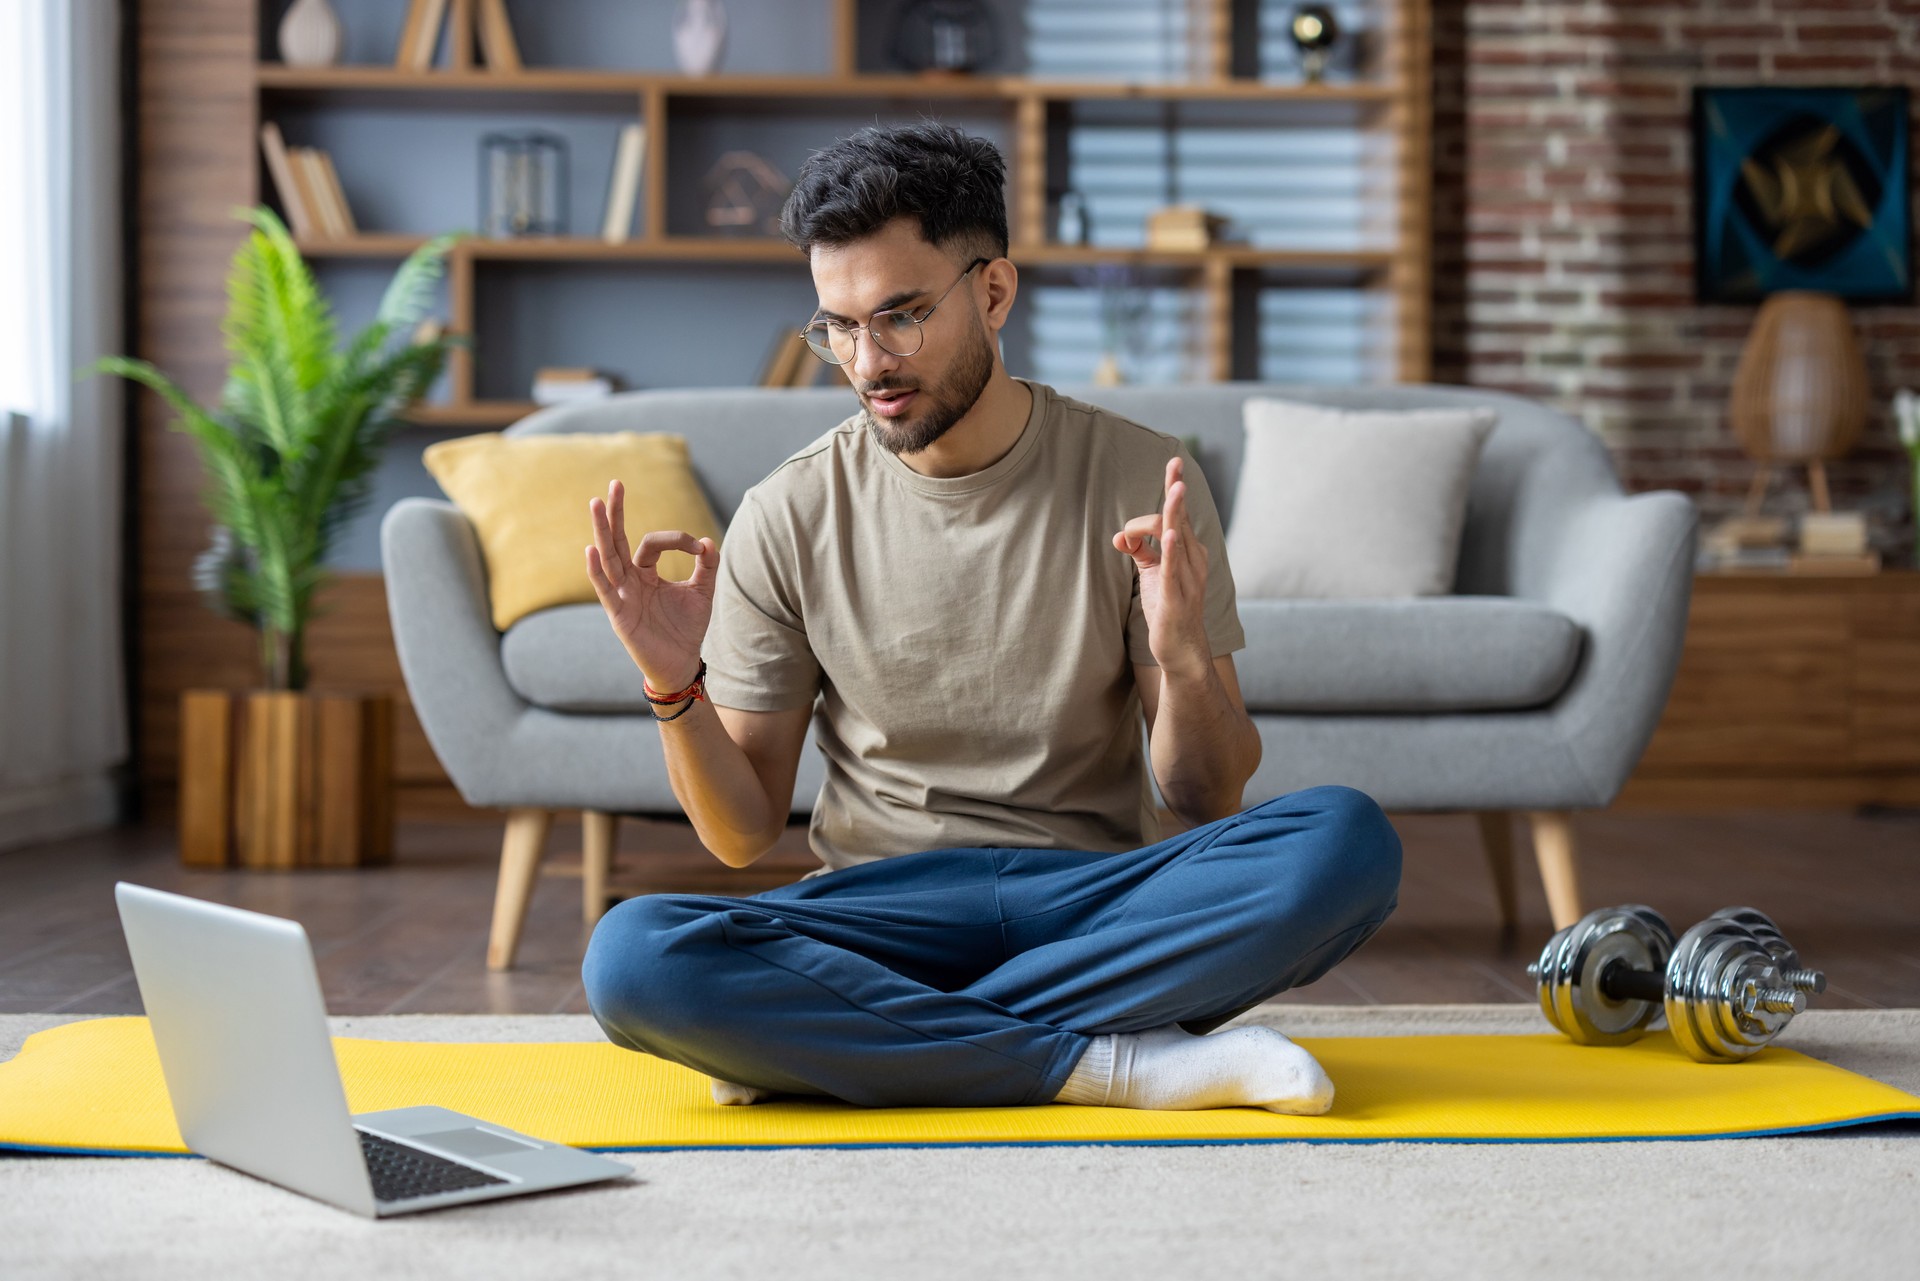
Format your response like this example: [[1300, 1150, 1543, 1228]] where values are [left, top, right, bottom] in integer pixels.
[[1696, 544, 1790, 573], [601, 124, 648, 243], [1696, 546, 1881, 575], [757, 332, 827, 387], [1145, 205, 1228, 252], [397, 0, 453, 72], [290, 148, 355, 239], [286, 148, 333, 238], [311, 150, 358, 236], [396, 0, 518, 72], [1788, 551, 1881, 576], [447, 0, 474, 70], [258, 122, 317, 239], [788, 349, 824, 387], [476, 0, 523, 71], [1798, 511, 1869, 557], [758, 329, 810, 388]]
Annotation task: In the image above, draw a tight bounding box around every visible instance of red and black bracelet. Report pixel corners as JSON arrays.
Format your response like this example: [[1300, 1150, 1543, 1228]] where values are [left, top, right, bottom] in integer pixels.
[[643, 659, 707, 722]]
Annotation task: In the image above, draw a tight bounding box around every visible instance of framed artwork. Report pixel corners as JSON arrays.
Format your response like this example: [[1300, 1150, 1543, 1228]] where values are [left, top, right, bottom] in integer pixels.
[[1693, 85, 1911, 304]]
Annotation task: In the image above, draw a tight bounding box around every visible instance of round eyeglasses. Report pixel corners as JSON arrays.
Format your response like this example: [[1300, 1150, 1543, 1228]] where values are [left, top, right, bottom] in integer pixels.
[[800, 257, 991, 365]]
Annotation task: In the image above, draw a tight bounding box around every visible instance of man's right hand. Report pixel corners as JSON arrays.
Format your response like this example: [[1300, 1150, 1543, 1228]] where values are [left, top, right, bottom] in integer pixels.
[[585, 478, 718, 692]]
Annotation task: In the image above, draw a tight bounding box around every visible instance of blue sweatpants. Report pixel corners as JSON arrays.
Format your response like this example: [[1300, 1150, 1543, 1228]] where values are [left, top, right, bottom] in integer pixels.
[[580, 784, 1402, 1108]]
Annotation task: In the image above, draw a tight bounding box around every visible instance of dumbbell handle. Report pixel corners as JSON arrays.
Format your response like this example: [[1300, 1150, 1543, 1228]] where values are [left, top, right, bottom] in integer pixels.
[[1598, 960, 1666, 1005], [1599, 958, 1806, 1014]]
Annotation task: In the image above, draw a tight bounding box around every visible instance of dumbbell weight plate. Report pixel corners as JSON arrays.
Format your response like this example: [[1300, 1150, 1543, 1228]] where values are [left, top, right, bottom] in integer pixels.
[[1665, 919, 1800, 1062], [1708, 907, 1792, 969], [1706, 906, 1827, 994], [1537, 906, 1675, 1046]]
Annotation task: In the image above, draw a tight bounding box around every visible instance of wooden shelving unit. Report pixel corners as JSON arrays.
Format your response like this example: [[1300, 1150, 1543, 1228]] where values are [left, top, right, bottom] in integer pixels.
[[257, 0, 1434, 427], [257, 65, 1405, 104]]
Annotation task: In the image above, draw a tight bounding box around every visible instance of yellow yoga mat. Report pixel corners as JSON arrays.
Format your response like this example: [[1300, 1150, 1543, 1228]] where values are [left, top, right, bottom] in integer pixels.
[[2, 1017, 1915, 1156]]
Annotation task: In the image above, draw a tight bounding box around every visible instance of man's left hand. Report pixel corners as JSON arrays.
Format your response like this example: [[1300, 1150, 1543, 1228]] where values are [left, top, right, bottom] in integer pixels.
[[1113, 455, 1211, 682]]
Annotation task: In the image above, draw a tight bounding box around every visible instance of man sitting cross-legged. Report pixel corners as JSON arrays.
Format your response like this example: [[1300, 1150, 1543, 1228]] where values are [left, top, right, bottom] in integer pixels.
[[579, 121, 1401, 1113]]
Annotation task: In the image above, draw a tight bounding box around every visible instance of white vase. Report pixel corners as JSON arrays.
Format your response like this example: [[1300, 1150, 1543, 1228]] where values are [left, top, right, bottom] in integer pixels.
[[278, 0, 341, 68], [673, 0, 728, 76]]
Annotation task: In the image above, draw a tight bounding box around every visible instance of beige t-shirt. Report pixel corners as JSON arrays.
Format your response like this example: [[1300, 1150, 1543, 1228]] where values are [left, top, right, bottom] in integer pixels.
[[700, 378, 1246, 873]]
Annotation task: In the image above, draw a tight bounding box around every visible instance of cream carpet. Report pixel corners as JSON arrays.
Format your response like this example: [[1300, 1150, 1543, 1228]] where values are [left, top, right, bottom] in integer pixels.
[[4, 1004, 1914, 1281]]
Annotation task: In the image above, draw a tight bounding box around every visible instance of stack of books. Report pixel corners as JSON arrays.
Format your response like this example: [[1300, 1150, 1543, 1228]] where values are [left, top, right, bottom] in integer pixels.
[[1697, 511, 1881, 575], [1793, 512, 1880, 575], [259, 123, 356, 241], [532, 367, 618, 406]]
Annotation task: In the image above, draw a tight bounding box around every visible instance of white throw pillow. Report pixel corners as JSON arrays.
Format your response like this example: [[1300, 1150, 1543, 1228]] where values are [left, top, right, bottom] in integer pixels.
[[1224, 399, 1497, 599]]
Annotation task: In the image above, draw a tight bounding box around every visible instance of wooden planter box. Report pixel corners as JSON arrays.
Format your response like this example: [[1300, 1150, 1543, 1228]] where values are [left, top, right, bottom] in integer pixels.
[[177, 689, 394, 868]]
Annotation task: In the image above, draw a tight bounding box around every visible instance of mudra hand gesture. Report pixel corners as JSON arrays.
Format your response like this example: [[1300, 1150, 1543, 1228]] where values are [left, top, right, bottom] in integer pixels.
[[1113, 455, 1211, 681], [585, 478, 717, 690]]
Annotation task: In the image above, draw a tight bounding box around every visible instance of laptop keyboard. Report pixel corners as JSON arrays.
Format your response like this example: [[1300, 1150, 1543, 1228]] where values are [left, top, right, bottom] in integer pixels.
[[358, 1129, 510, 1203]]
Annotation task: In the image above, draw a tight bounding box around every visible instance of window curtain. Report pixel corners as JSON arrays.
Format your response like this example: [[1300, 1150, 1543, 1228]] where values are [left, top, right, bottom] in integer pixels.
[[0, 0, 128, 852]]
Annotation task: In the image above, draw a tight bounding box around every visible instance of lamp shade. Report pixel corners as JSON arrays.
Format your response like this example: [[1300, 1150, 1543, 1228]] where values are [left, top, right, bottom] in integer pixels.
[[1728, 291, 1869, 462]]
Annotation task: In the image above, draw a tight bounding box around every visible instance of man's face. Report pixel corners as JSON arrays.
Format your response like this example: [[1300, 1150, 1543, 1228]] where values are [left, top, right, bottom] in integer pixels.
[[808, 218, 998, 457]]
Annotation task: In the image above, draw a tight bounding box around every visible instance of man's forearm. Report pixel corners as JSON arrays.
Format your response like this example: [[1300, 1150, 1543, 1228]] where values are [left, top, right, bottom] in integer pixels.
[[1150, 663, 1262, 826], [652, 698, 779, 868]]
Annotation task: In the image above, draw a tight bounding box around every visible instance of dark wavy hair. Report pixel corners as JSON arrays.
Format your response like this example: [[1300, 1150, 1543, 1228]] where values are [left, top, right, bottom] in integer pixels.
[[779, 120, 1008, 263]]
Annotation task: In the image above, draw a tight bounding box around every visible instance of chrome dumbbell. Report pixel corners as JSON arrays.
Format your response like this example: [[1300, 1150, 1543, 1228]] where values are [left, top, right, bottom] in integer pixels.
[[1527, 905, 1827, 1063]]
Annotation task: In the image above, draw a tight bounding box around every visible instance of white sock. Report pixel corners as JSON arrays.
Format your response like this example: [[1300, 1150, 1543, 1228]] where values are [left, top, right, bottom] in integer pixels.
[[1052, 1024, 1335, 1115], [710, 1077, 772, 1106]]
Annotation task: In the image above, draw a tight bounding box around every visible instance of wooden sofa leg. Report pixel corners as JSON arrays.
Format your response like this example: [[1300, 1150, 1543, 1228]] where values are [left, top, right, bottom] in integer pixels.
[[582, 810, 617, 927], [487, 808, 552, 971], [1527, 810, 1584, 931], [1474, 810, 1519, 939]]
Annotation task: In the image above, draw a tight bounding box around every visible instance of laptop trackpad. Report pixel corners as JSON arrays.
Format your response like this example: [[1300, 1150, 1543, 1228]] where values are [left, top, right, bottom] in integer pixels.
[[414, 1127, 543, 1159]]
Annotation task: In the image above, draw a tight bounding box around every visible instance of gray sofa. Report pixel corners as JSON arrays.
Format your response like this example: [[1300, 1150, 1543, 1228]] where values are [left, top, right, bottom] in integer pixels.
[[381, 383, 1697, 968]]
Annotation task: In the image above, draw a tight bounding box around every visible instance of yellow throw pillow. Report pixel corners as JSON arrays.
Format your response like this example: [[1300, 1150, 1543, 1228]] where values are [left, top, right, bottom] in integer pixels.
[[422, 431, 723, 632]]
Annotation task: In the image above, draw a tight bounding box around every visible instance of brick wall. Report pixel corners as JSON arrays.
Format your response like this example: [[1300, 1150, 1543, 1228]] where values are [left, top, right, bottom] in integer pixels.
[[1430, 0, 1920, 558]]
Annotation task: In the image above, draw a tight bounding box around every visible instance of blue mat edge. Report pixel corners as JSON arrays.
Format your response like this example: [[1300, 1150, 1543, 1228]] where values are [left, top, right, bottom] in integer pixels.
[[7, 1110, 1917, 1157]]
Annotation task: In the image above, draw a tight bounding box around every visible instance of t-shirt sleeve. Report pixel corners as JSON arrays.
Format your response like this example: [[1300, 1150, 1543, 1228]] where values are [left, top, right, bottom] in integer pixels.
[[1126, 442, 1247, 666], [699, 486, 822, 711]]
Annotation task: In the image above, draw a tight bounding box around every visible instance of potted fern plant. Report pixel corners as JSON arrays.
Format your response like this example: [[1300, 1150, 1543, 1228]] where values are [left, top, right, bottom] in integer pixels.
[[85, 205, 466, 868]]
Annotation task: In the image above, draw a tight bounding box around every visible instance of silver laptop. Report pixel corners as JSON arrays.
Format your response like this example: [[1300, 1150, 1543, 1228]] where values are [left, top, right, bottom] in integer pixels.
[[114, 882, 633, 1217]]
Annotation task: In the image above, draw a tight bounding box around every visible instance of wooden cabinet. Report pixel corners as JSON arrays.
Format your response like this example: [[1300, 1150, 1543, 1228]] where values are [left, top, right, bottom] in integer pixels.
[[1622, 571, 1920, 808]]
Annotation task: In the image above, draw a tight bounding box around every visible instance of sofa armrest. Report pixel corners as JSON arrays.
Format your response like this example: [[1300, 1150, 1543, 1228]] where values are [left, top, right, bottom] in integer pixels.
[[379, 497, 527, 802], [1533, 489, 1700, 803]]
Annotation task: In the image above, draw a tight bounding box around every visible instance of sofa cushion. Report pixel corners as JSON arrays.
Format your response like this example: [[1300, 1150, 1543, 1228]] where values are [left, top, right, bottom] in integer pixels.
[[1233, 597, 1582, 713], [501, 605, 657, 712], [424, 430, 723, 631], [506, 597, 1581, 718], [1225, 399, 1497, 599]]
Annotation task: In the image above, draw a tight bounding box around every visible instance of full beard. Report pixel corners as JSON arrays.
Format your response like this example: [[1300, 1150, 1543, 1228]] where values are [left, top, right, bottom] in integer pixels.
[[860, 320, 996, 457]]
